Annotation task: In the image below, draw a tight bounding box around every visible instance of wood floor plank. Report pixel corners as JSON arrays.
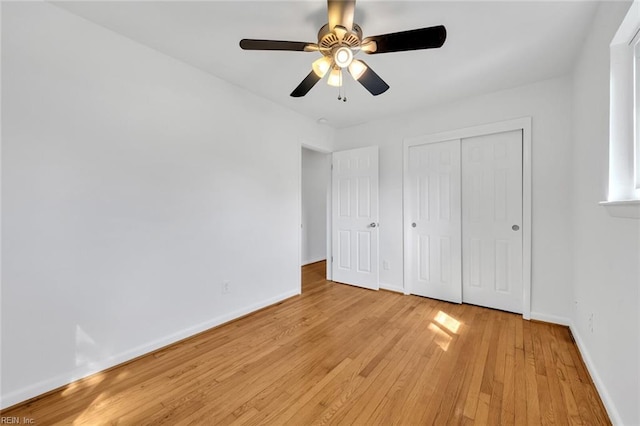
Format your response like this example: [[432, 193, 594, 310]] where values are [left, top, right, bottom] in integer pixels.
[[559, 328, 610, 426], [523, 320, 543, 424], [500, 314, 518, 426], [539, 322, 571, 426], [1, 261, 611, 425], [514, 347, 528, 425], [426, 303, 479, 425], [447, 308, 485, 424], [463, 311, 494, 419], [391, 325, 445, 425]]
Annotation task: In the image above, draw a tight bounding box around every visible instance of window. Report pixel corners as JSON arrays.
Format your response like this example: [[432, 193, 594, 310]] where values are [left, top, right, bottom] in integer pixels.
[[603, 1, 640, 218]]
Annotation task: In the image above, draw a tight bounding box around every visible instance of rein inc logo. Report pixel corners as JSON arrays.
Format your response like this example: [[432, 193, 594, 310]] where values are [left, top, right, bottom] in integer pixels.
[[0, 418, 35, 424]]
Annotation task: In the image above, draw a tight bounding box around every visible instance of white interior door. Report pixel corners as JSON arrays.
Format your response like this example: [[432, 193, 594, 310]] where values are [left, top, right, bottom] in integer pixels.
[[462, 130, 523, 313], [405, 140, 462, 303], [331, 146, 379, 290]]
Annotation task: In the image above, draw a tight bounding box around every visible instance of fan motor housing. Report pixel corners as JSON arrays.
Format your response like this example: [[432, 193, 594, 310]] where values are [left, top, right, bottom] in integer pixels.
[[317, 23, 362, 50]]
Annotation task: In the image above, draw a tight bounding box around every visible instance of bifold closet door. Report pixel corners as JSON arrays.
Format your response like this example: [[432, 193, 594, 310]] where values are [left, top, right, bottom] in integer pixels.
[[461, 130, 523, 313], [405, 140, 462, 303]]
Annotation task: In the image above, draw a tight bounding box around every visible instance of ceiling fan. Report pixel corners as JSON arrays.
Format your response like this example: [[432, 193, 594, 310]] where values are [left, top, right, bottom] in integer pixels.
[[239, 0, 446, 100]]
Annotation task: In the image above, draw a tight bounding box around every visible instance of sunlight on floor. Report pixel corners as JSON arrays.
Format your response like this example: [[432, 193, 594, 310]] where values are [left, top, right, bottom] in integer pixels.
[[72, 391, 110, 425], [428, 323, 452, 351], [63, 368, 133, 422], [61, 372, 105, 397], [434, 311, 461, 334]]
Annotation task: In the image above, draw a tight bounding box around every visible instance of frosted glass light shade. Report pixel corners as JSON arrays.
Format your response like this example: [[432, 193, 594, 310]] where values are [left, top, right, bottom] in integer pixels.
[[348, 60, 367, 80], [312, 57, 332, 78], [327, 68, 342, 87]]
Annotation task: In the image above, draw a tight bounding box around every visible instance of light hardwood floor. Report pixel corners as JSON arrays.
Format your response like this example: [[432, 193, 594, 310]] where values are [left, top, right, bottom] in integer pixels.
[[2, 261, 609, 425]]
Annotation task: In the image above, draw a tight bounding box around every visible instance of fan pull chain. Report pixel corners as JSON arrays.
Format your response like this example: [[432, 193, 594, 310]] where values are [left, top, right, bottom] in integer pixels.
[[336, 70, 347, 102]]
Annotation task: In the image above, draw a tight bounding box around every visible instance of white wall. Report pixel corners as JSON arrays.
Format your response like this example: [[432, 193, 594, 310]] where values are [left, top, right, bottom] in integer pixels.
[[334, 76, 574, 321], [301, 148, 329, 266], [570, 2, 639, 425], [0, 2, 332, 408]]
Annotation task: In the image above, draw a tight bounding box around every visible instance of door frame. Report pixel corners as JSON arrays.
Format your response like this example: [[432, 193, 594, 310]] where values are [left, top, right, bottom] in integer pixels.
[[403, 117, 532, 319]]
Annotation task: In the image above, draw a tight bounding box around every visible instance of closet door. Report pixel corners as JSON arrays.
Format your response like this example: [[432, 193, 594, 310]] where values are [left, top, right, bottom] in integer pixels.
[[405, 140, 462, 303], [461, 130, 523, 313]]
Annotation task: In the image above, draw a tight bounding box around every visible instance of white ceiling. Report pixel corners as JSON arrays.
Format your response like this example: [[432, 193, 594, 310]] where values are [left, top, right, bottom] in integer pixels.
[[53, 1, 598, 128]]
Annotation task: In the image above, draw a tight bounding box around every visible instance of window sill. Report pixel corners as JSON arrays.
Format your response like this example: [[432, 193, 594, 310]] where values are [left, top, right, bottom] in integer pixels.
[[599, 200, 640, 219]]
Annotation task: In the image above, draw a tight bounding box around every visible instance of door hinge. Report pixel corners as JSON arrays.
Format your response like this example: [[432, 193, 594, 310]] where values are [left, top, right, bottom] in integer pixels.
[[331, 163, 334, 170], [331, 256, 333, 262]]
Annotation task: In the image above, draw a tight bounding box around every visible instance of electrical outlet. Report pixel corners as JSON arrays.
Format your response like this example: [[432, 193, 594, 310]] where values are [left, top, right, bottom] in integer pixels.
[[588, 313, 594, 333], [222, 280, 231, 295], [383, 260, 390, 270]]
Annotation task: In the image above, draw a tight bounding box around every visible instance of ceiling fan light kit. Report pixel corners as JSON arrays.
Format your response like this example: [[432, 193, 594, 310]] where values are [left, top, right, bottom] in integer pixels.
[[240, 0, 446, 100], [333, 46, 354, 68], [348, 59, 367, 81], [327, 68, 343, 87], [312, 56, 332, 78]]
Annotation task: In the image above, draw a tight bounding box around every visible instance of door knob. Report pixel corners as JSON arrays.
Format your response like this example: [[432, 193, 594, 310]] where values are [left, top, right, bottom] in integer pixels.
[[411, 223, 417, 228], [512, 225, 520, 231], [370, 222, 378, 228]]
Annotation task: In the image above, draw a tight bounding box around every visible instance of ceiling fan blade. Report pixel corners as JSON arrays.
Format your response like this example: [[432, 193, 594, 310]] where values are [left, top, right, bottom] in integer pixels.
[[362, 25, 446, 54], [240, 39, 314, 52], [353, 61, 389, 96], [290, 71, 322, 97], [327, 0, 356, 31]]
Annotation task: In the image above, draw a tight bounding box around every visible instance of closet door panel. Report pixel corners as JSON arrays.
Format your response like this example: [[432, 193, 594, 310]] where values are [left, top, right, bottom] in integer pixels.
[[461, 130, 523, 314]]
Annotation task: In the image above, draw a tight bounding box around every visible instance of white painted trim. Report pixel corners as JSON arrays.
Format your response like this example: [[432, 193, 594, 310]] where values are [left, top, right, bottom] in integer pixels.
[[0, 290, 299, 410], [0, 2, 4, 403], [379, 283, 405, 294], [529, 312, 571, 326], [298, 143, 303, 287], [404, 117, 532, 147], [403, 117, 533, 319], [522, 118, 533, 320], [569, 323, 623, 426], [611, 0, 639, 45], [403, 140, 411, 298], [599, 200, 640, 219], [326, 155, 332, 281]]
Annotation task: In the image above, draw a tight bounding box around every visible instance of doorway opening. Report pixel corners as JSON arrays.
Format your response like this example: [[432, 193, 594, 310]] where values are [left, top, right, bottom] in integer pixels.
[[301, 146, 331, 292]]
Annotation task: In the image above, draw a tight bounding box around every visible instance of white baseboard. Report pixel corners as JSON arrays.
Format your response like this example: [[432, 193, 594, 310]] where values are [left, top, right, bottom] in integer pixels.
[[379, 282, 405, 294], [0, 289, 300, 410], [569, 323, 622, 426], [529, 311, 571, 326], [301, 256, 326, 266]]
